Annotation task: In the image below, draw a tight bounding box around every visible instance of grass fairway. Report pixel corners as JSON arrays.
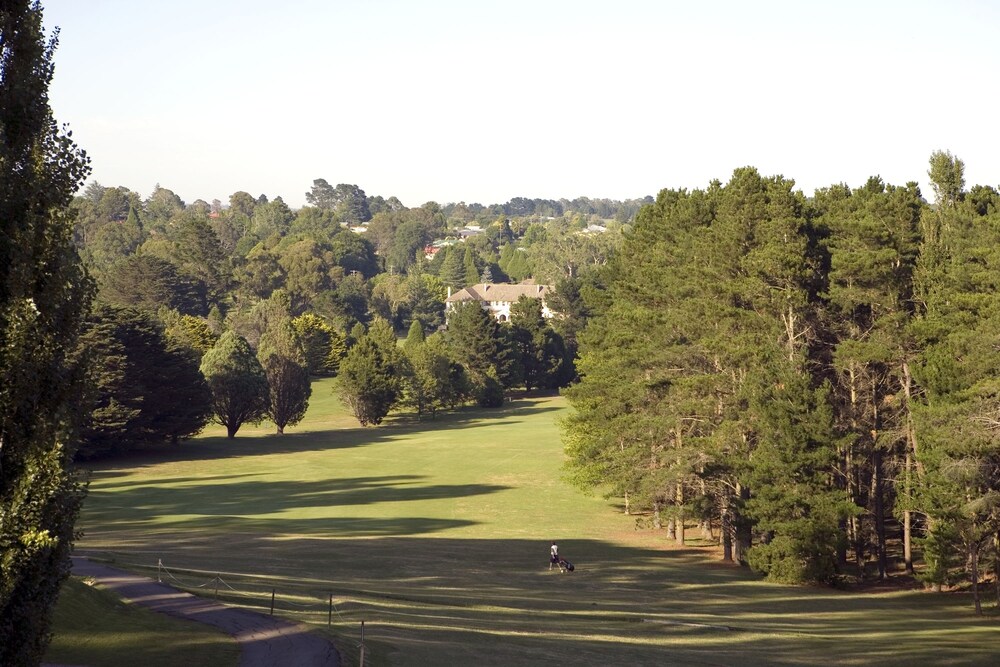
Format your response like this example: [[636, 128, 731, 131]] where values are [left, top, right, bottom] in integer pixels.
[[44, 576, 238, 667], [72, 378, 997, 666]]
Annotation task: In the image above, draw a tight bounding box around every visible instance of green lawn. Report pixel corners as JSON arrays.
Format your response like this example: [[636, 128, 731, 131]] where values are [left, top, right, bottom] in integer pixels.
[[44, 576, 238, 667], [66, 378, 997, 666]]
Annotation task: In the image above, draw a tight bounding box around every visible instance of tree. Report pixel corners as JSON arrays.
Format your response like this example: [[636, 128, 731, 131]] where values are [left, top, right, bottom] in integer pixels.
[[143, 184, 185, 233], [250, 196, 294, 239], [563, 169, 849, 580], [99, 254, 206, 315], [258, 320, 311, 434], [405, 319, 425, 348], [438, 245, 466, 291], [401, 334, 460, 418], [163, 312, 218, 355], [233, 244, 285, 302], [229, 190, 257, 219], [338, 319, 406, 425], [332, 183, 371, 224], [818, 177, 922, 578], [927, 149, 965, 209], [462, 246, 480, 287], [305, 180, 371, 223], [170, 213, 229, 305], [444, 301, 519, 404], [305, 178, 337, 209], [406, 272, 446, 333], [76, 305, 212, 458], [910, 173, 1000, 610], [509, 296, 565, 391], [0, 3, 94, 661], [200, 331, 270, 438], [291, 312, 346, 376]]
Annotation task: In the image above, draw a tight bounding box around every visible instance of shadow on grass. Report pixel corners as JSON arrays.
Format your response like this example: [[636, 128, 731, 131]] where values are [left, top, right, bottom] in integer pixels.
[[77, 535, 998, 667], [82, 475, 509, 535]]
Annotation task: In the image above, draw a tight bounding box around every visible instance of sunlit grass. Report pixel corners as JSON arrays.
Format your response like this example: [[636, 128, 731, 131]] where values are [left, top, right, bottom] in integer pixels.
[[67, 378, 998, 666]]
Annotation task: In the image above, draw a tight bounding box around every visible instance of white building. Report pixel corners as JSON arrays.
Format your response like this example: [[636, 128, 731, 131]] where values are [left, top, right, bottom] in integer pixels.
[[445, 283, 555, 322]]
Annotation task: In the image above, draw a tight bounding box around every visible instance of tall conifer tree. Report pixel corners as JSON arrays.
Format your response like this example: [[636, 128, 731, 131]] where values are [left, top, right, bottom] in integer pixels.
[[0, 2, 94, 661]]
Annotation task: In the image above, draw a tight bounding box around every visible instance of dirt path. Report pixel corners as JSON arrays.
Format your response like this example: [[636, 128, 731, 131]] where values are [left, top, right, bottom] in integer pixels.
[[71, 557, 340, 667]]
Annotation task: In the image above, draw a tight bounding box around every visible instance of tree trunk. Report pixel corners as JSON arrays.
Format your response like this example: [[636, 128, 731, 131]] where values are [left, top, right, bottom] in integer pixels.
[[901, 361, 916, 574], [971, 541, 982, 616], [873, 449, 888, 580], [653, 500, 662, 531], [624, 490, 630, 515], [994, 532, 1000, 608], [676, 483, 685, 546], [735, 483, 751, 564], [700, 520, 714, 541], [226, 423, 238, 438], [903, 510, 913, 575], [722, 508, 733, 562], [276, 424, 285, 435], [721, 490, 733, 561]]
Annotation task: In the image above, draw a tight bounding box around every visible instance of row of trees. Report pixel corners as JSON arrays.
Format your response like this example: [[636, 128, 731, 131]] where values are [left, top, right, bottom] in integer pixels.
[[75, 287, 573, 453], [74, 291, 350, 455], [563, 156, 1000, 612], [340, 298, 570, 425]]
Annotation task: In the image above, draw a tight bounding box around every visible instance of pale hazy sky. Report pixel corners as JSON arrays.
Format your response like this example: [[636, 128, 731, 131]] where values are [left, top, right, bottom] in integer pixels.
[[43, 0, 1000, 209]]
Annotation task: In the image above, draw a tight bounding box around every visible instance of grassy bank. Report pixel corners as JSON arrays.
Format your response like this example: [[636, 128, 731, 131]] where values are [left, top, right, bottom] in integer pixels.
[[44, 577, 237, 667]]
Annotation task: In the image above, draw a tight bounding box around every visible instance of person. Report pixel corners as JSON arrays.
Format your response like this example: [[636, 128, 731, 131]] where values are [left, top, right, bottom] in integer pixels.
[[549, 541, 559, 570]]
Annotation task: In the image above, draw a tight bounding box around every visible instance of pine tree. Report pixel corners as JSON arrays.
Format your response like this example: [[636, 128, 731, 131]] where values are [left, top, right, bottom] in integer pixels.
[[444, 301, 519, 404], [564, 169, 848, 580], [438, 246, 465, 291], [509, 296, 565, 390], [818, 177, 922, 578], [76, 305, 212, 458], [404, 319, 425, 348], [462, 246, 480, 287], [338, 319, 406, 425], [0, 2, 94, 661], [910, 157, 1000, 610]]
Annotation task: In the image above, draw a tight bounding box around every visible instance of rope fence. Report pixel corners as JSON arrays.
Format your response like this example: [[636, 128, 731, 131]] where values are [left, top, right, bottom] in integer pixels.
[[90, 554, 367, 663], [152, 557, 352, 620]]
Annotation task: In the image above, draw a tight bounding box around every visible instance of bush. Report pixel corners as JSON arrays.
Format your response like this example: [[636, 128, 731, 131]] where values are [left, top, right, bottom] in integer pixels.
[[476, 376, 505, 408]]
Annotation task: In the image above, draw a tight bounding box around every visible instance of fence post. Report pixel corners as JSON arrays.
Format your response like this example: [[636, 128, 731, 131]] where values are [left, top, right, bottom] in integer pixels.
[[157, 558, 162, 583], [214, 574, 219, 600], [328, 593, 333, 627], [360, 620, 365, 666], [270, 589, 275, 616]]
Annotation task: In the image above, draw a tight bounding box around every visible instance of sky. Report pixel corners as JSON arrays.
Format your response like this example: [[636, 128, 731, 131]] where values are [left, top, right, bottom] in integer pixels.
[[42, 0, 1000, 209]]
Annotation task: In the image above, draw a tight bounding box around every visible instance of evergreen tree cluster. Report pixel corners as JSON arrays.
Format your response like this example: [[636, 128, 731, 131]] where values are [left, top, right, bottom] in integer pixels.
[[563, 159, 1000, 606]]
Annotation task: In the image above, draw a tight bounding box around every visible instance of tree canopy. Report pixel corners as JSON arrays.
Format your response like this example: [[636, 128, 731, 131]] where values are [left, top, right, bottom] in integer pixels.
[[0, 2, 94, 661]]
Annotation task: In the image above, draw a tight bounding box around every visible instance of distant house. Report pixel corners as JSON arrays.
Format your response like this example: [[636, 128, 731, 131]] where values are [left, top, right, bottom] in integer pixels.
[[446, 282, 555, 322], [425, 238, 458, 260]]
